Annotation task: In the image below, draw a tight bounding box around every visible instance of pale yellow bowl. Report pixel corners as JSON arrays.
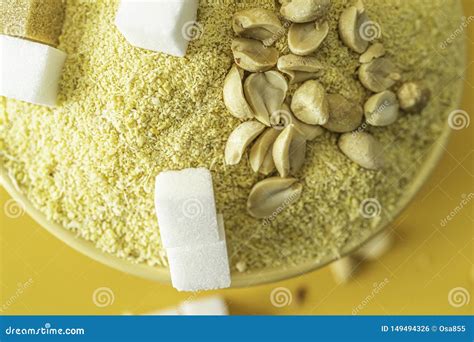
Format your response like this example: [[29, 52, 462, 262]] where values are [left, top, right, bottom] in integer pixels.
[[1, 4, 467, 286]]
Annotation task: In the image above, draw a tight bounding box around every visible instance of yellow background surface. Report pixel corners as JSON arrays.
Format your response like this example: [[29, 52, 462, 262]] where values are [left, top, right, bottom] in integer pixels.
[[1, 1, 473, 316]]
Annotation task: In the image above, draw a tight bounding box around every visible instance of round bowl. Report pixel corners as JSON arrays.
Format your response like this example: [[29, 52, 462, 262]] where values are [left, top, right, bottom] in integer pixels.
[[0, 5, 467, 288]]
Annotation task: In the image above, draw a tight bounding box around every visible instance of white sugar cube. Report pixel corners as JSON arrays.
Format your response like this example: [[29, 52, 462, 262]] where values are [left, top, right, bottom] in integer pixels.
[[115, 0, 199, 57], [155, 168, 220, 248], [180, 296, 228, 315], [167, 240, 231, 292], [0, 35, 66, 106]]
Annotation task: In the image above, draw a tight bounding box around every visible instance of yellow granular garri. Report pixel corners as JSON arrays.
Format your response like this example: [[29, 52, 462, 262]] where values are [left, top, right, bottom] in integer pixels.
[[0, 0, 466, 272], [1, 0, 65, 47]]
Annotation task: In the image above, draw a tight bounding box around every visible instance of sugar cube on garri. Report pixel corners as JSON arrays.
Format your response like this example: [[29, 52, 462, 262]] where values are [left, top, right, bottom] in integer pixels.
[[0, 35, 67, 106], [155, 168, 220, 249], [115, 0, 199, 57], [167, 240, 231, 292]]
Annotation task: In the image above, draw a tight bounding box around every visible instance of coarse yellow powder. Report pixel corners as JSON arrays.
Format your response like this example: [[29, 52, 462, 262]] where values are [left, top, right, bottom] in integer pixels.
[[0, 0, 466, 272], [0, 0, 65, 47]]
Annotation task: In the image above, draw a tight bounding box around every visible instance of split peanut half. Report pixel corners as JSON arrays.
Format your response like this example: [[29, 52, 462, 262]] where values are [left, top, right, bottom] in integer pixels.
[[244, 70, 288, 126], [280, 0, 331, 23], [231, 38, 279, 72], [233, 8, 284, 45], [247, 177, 303, 218], [358, 57, 401, 92], [249, 128, 281, 174], [359, 43, 385, 64], [288, 21, 329, 56], [277, 54, 324, 84], [338, 1, 371, 53], [225, 121, 265, 165], [223, 65, 254, 120], [364, 90, 399, 126], [291, 80, 329, 125], [338, 132, 385, 170], [272, 125, 307, 177]]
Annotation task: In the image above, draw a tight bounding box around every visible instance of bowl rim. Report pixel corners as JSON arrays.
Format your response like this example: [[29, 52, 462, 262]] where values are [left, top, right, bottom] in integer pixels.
[[0, 16, 467, 288]]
